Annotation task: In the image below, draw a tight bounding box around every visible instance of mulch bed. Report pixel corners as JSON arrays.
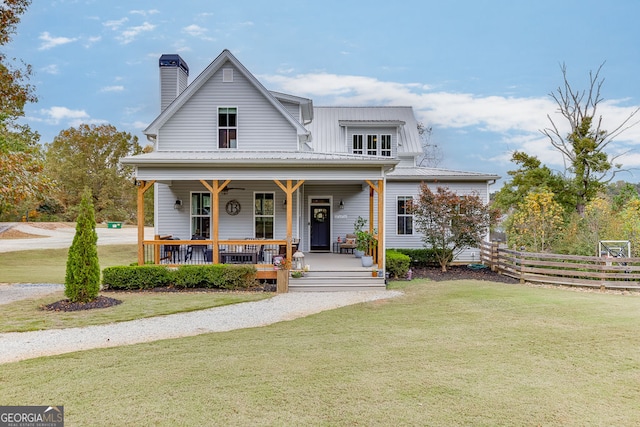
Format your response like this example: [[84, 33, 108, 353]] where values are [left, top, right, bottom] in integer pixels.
[[41, 296, 123, 312], [412, 264, 519, 284]]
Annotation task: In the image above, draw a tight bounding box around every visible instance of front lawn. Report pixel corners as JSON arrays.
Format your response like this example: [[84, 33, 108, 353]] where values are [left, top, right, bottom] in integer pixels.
[[1, 280, 639, 426]]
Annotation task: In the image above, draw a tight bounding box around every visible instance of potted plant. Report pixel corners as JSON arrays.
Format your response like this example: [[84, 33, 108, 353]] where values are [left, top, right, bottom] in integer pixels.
[[354, 217, 378, 267]]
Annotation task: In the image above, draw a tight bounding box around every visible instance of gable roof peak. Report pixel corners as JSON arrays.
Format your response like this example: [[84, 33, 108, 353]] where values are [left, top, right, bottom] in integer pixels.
[[144, 49, 310, 142]]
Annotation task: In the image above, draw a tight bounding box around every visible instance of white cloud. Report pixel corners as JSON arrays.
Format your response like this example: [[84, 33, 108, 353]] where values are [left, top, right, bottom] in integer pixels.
[[41, 64, 59, 75], [262, 72, 640, 172], [131, 120, 149, 130], [40, 106, 89, 125], [117, 21, 156, 44], [183, 24, 206, 37], [130, 9, 159, 17], [100, 85, 125, 93], [103, 17, 128, 30], [38, 32, 78, 50], [183, 24, 215, 41], [83, 36, 101, 48]]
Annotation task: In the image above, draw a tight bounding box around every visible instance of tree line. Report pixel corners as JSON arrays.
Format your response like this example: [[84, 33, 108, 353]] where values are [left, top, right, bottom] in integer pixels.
[[0, 1, 151, 224]]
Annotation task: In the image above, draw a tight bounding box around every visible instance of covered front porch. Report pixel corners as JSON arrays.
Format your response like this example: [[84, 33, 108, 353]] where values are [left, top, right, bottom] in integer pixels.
[[123, 152, 397, 291]]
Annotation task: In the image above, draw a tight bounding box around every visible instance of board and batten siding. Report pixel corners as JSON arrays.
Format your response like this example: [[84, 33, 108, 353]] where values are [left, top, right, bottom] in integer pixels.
[[157, 62, 299, 152], [385, 181, 490, 262]]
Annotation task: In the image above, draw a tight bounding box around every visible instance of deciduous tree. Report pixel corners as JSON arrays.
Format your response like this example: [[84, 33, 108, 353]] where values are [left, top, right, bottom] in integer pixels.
[[541, 63, 640, 215], [411, 184, 495, 271], [45, 124, 143, 222], [0, 0, 52, 216], [506, 190, 564, 252], [493, 151, 572, 213]]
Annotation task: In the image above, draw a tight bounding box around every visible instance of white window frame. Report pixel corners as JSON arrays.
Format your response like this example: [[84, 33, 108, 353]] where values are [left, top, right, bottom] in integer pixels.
[[254, 192, 275, 239], [367, 134, 378, 155], [218, 106, 237, 149], [352, 134, 363, 154], [397, 195, 414, 235], [381, 134, 392, 156], [190, 192, 211, 238]]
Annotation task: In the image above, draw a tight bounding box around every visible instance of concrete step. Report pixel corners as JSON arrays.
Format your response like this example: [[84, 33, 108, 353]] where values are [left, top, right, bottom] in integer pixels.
[[288, 274, 386, 292]]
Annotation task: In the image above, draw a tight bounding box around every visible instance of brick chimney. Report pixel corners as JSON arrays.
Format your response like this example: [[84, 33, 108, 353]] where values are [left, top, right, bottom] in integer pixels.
[[159, 54, 189, 112]]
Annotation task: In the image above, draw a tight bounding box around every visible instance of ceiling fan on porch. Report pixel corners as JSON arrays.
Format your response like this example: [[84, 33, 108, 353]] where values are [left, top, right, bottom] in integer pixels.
[[221, 187, 245, 194]]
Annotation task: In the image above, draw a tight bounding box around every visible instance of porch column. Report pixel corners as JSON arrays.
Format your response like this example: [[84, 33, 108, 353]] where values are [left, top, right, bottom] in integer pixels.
[[200, 179, 230, 263], [365, 179, 385, 268], [274, 179, 304, 260], [136, 180, 155, 265]]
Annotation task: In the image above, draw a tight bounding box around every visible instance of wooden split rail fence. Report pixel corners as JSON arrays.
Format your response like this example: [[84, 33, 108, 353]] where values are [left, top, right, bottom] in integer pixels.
[[480, 241, 640, 290]]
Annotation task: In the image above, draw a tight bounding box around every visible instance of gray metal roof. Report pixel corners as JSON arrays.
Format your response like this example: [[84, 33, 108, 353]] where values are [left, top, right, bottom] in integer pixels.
[[306, 106, 423, 154], [387, 167, 500, 182], [122, 150, 399, 167]]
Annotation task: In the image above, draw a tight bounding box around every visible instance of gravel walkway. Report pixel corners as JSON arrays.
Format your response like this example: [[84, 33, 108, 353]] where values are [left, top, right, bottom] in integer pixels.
[[0, 289, 402, 364]]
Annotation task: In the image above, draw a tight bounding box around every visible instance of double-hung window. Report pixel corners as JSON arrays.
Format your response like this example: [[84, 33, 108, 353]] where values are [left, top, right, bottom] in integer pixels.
[[218, 107, 237, 148], [381, 134, 392, 156], [367, 135, 378, 155], [191, 192, 211, 238], [352, 135, 363, 154], [254, 193, 274, 239], [397, 196, 413, 235]]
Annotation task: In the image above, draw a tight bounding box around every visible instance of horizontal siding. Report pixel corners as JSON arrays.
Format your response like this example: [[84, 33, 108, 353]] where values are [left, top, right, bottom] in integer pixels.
[[155, 181, 300, 241], [279, 100, 300, 122], [385, 181, 490, 253], [158, 62, 299, 151], [155, 178, 490, 258]]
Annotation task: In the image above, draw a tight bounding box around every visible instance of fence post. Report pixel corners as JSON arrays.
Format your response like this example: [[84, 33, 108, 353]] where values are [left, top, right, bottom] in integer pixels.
[[491, 241, 499, 272], [519, 249, 525, 284]]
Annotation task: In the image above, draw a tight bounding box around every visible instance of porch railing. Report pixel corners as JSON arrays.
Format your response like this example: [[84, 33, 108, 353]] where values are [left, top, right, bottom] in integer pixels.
[[142, 238, 291, 264]]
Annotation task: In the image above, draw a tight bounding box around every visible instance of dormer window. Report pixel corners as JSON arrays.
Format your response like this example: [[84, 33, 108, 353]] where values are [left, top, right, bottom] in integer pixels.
[[367, 135, 377, 155], [352, 135, 363, 154], [218, 107, 237, 149], [352, 133, 392, 156], [381, 135, 391, 156]]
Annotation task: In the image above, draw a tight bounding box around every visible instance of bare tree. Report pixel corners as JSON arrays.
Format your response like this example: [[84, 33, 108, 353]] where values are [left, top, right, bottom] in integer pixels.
[[417, 122, 443, 167], [541, 62, 640, 215]]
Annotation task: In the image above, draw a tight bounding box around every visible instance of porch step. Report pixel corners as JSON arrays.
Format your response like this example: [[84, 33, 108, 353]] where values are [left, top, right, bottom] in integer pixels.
[[288, 270, 386, 292]]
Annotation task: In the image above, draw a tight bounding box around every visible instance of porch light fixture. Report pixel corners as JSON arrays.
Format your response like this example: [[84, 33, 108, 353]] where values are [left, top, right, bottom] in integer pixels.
[[174, 199, 183, 210], [339, 200, 344, 209], [293, 250, 305, 271], [282, 199, 287, 209]]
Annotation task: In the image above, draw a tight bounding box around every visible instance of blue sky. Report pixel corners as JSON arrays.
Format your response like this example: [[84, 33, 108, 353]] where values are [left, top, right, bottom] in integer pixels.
[[7, 0, 640, 187]]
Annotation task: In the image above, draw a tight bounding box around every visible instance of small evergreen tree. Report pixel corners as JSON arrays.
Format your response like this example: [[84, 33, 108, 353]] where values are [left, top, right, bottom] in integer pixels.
[[65, 188, 100, 302]]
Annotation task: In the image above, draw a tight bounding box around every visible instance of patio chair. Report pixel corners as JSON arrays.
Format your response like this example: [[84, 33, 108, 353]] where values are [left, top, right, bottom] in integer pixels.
[[340, 233, 357, 254], [161, 237, 180, 262], [185, 234, 208, 261]]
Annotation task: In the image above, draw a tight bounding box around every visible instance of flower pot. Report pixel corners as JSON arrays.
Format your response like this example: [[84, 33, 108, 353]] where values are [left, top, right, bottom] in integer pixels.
[[371, 270, 378, 277], [354, 249, 365, 258], [361, 255, 373, 267]]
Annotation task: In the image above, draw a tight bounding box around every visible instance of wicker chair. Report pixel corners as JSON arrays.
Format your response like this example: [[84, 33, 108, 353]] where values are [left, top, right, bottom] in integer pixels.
[[339, 233, 357, 254]]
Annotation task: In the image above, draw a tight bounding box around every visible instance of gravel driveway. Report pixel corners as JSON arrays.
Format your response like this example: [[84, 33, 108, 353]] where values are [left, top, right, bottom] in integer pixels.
[[0, 222, 151, 253], [0, 290, 402, 364], [0, 223, 402, 364]]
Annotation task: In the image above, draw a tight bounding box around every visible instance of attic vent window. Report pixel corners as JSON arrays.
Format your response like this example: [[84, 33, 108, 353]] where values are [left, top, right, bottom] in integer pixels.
[[223, 68, 233, 82]]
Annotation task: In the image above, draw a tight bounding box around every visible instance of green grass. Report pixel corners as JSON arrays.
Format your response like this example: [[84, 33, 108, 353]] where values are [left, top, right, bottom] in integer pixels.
[[2, 280, 639, 426], [0, 291, 271, 332], [0, 245, 139, 283]]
